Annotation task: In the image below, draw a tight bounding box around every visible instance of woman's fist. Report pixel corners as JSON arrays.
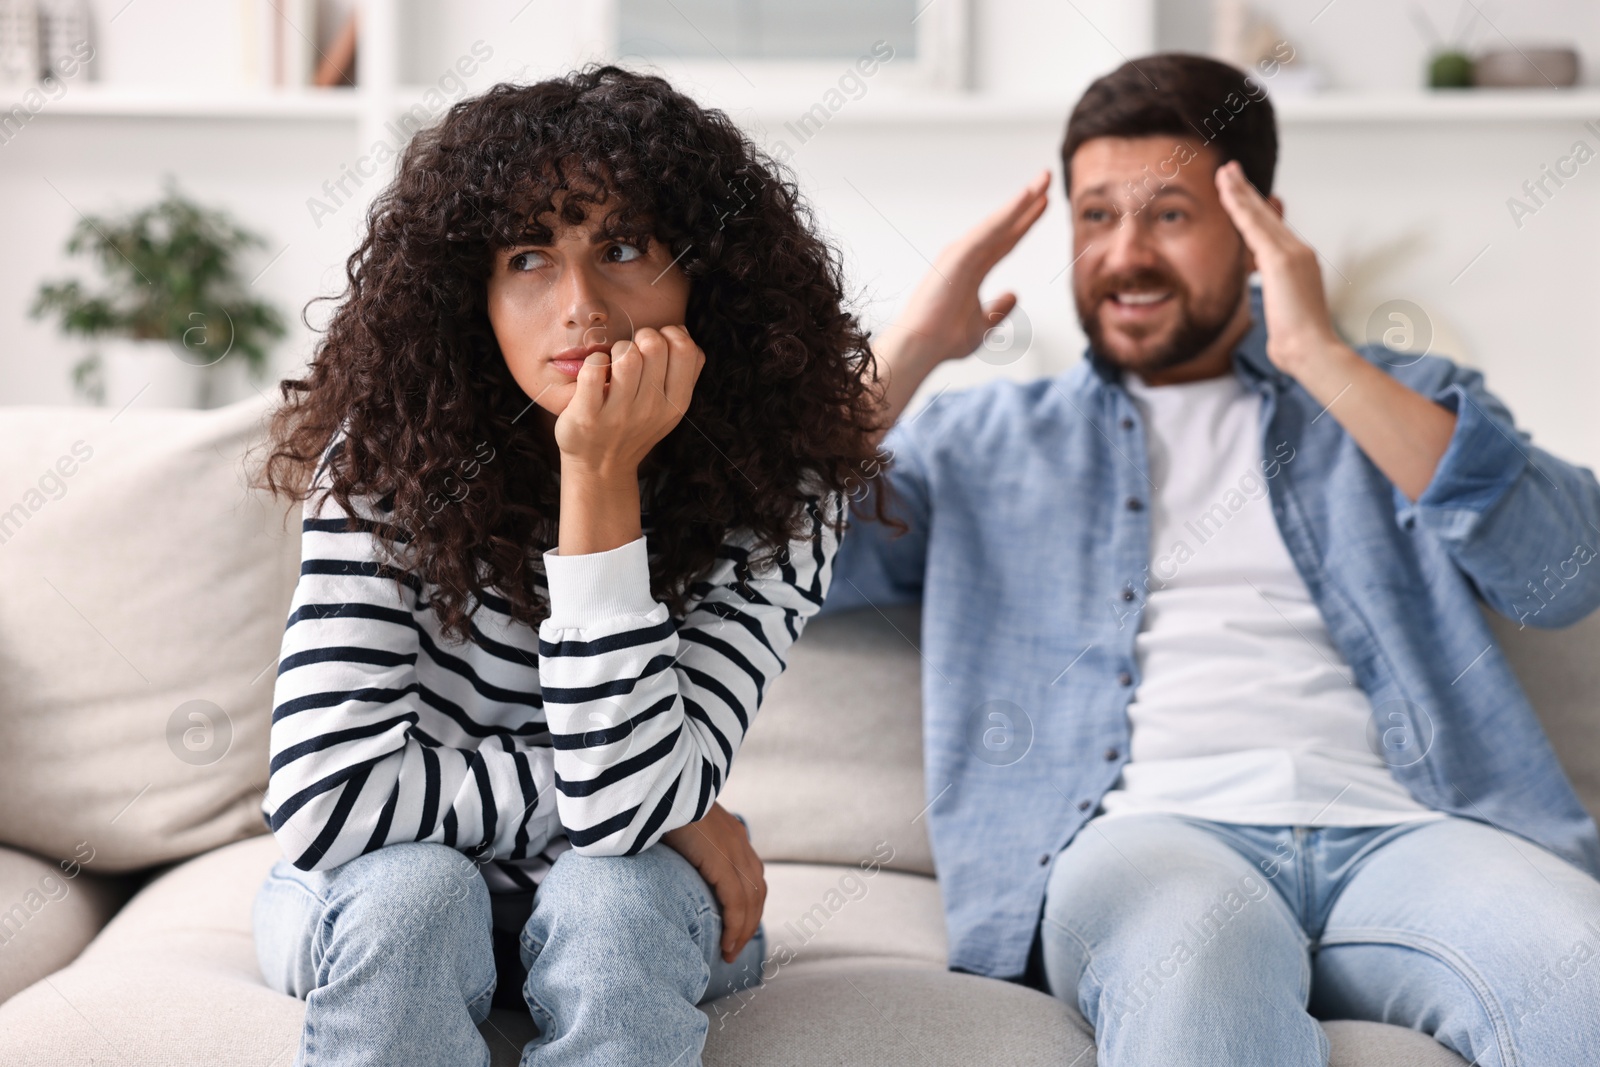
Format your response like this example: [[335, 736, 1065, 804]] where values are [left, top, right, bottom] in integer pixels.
[[554, 324, 706, 479]]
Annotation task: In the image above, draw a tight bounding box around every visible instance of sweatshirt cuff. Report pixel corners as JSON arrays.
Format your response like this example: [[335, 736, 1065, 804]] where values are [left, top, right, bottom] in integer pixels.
[[542, 536, 659, 630]]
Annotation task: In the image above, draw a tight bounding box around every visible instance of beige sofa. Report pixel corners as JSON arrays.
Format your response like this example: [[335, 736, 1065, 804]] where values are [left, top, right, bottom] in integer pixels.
[[4, 394, 1595, 1065]]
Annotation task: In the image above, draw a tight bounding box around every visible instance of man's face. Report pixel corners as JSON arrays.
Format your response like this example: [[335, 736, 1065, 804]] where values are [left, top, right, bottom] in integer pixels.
[[1069, 137, 1254, 376], [486, 201, 691, 419]]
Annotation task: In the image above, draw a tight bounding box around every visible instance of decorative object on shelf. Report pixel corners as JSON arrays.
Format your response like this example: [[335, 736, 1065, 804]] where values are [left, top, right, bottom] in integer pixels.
[[0, 0, 39, 86], [1428, 50, 1473, 88], [29, 176, 287, 410], [1210, 0, 1320, 95], [36, 0, 88, 82], [1473, 48, 1580, 89], [1412, 2, 1482, 89]]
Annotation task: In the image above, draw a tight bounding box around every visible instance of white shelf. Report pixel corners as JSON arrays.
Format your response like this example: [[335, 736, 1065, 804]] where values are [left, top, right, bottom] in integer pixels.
[[11, 83, 1600, 126], [2, 84, 366, 119], [739, 88, 1600, 126], [1273, 89, 1600, 123]]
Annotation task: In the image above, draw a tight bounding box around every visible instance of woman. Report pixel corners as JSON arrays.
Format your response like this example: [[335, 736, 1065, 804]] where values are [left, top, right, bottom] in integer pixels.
[[249, 65, 890, 1067]]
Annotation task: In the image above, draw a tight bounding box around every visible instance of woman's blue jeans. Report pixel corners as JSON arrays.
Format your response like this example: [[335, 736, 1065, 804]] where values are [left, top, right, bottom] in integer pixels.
[[252, 842, 765, 1067], [1040, 812, 1600, 1066]]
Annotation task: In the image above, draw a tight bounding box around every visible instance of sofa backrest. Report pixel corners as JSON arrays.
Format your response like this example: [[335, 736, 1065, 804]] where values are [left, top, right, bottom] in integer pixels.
[[718, 603, 933, 876], [1486, 608, 1600, 818], [0, 395, 299, 873], [2, 394, 1594, 883]]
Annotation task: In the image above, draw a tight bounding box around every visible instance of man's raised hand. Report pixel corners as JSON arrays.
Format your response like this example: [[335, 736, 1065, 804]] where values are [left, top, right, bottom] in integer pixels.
[[1213, 160, 1343, 377], [872, 170, 1051, 430]]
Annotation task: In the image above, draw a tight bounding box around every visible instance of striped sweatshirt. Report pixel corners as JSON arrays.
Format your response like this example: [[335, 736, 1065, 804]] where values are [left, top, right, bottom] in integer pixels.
[[261, 435, 841, 893]]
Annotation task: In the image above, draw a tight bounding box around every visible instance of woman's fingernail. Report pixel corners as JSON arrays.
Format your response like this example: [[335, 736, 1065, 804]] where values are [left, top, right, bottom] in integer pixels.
[[585, 352, 608, 365]]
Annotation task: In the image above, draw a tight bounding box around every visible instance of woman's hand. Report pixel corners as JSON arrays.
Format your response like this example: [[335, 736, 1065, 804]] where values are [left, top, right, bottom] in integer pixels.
[[661, 803, 767, 963], [555, 325, 705, 477], [554, 325, 705, 557]]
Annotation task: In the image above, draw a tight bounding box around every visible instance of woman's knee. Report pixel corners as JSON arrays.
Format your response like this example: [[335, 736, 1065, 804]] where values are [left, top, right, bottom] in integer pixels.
[[527, 846, 711, 948], [337, 841, 485, 910], [254, 843, 494, 1004], [311, 843, 493, 965]]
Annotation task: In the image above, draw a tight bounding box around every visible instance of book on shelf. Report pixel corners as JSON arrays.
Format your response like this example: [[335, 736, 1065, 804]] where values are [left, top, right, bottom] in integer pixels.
[[313, 9, 357, 88], [239, 0, 356, 90]]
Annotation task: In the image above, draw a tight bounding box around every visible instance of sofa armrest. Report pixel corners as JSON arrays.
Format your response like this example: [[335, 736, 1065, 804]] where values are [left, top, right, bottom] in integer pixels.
[[0, 844, 130, 1005]]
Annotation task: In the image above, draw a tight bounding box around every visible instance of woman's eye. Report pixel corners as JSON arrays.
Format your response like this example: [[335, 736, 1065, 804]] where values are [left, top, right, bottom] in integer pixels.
[[1159, 209, 1185, 223], [606, 243, 644, 263], [509, 251, 549, 272]]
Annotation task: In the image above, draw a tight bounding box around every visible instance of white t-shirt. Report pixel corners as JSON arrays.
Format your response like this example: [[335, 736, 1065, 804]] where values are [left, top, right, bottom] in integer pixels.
[[1094, 369, 1444, 827]]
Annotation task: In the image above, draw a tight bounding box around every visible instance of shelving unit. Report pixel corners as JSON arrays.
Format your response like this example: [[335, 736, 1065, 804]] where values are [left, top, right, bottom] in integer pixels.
[[3, 0, 1595, 133], [3, 0, 400, 145], [3, 0, 1596, 144]]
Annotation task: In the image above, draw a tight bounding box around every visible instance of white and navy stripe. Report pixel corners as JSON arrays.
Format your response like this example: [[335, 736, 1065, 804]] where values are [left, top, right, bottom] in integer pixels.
[[261, 433, 839, 893]]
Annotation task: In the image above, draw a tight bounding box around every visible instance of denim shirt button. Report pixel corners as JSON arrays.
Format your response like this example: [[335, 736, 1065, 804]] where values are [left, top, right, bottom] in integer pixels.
[[1038, 853, 1050, 866], [1118, 670, 1133, 686], [1104, 747, 1120, 761], [1077, 799, 1092, 811], [1120, 586, 1136, 602], [1119, 416, 1134, 430], [1125, 496, 1143, 511]]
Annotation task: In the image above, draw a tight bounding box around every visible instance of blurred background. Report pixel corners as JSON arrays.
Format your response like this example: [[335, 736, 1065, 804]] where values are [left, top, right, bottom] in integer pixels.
[[4, 0, 1599, 464]]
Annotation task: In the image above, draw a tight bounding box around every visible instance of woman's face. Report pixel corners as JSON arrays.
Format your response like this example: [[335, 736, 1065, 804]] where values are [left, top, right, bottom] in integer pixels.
[[487, 207, 691, 421]]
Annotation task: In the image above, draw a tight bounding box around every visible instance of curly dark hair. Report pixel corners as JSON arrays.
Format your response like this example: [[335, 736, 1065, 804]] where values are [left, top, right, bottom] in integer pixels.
[[253, 65, 894, 642]]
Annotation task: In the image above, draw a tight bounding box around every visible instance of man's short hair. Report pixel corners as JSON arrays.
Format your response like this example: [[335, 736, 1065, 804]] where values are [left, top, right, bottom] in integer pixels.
[[1061, 53, 1278, 197]]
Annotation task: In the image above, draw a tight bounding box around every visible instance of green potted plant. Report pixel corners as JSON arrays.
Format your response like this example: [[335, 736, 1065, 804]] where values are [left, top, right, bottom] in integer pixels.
[[1413, 2, 1480, 89], [30, 175, 287, 408]]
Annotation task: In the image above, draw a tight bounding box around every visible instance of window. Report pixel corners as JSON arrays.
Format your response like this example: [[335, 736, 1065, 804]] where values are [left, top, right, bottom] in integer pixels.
[[619, 0, 918, 61], [611, 0, 969, 93]]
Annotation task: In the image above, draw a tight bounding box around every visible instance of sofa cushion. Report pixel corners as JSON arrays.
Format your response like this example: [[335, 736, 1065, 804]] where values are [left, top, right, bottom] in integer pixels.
[[0, 834, 970, 1066], [1322, 1020, 1474, 1067], [0, 834, 303, 1065], [760, 859, 945, 968], [0, 844, 131, 1005], [0, 834, 1466, 1066], [719, 604, 935, 877], [0, 395, 298, 871]]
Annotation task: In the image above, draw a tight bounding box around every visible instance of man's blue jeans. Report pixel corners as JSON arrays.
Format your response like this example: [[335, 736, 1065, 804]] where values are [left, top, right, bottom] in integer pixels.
[[1040, 812, 1600, 1066], [252, 842, 765, 1067]]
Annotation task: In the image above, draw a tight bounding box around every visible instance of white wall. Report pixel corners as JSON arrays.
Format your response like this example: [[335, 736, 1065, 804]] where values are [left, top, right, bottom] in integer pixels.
[[5, 0, 1600, 471]]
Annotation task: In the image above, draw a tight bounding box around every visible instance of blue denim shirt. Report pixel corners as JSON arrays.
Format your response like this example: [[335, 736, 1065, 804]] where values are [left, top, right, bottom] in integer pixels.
[[823, 288, 1600, 979]]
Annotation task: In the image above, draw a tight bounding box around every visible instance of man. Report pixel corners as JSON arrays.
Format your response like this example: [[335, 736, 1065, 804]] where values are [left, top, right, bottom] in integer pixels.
[[824, 53, 1600, 1065]]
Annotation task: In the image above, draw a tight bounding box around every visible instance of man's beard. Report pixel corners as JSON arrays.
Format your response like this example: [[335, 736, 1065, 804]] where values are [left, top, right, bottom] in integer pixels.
[[1076, 260, 1247, 375]]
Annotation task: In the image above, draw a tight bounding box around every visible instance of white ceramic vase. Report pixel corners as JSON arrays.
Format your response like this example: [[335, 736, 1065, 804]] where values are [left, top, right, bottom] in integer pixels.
[[98, 337, 208, 409]]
